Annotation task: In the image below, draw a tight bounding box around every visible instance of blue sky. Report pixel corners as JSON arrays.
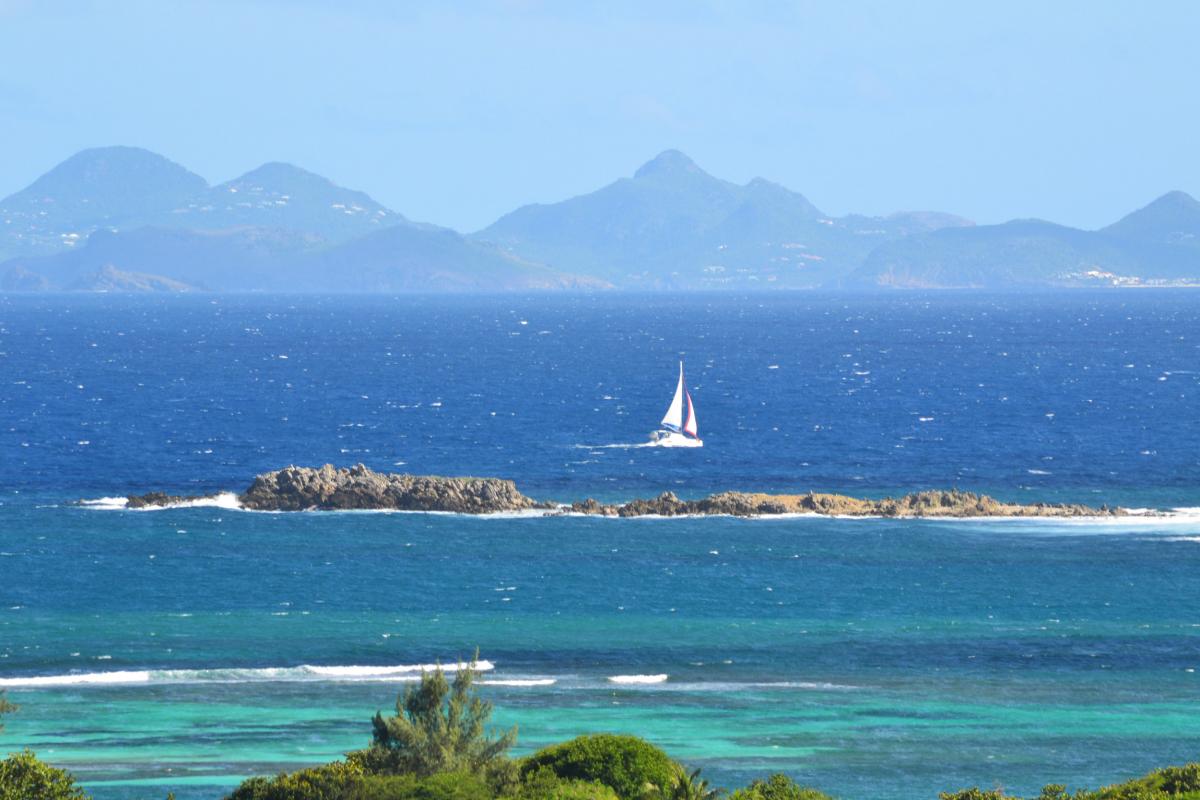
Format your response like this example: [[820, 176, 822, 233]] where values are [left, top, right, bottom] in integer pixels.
[[1, 0, 1196, 231]]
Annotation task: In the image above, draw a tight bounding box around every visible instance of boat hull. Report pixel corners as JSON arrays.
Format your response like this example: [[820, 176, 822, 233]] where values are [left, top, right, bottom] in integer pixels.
[[648, 430, 703, 448]]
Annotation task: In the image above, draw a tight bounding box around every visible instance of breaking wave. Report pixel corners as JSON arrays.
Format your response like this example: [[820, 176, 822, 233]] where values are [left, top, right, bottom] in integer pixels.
[[0, 660, 496, 688], [607, 673, 668, 684], [79, 492, 244, 511]]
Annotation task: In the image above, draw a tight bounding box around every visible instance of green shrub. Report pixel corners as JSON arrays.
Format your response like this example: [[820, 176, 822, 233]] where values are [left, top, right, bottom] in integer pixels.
[[340, 771, 493, 800], [1155, 765, 1200, 796], [0, 691, 16, 733], [369, 656, 517, 778], [0, 750, 89, 800], [225, 763, 498, 800], [1086, 762, 1200, 800], [519, 735, 678, 800], [727, 774, 831, 800], [513, 766, 622, 800], [225, 759, 364, 800], [938, 790, 1008, 800]]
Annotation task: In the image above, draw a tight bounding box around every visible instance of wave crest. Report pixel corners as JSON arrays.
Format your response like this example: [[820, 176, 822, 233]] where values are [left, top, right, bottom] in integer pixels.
[[0, 660, 495, 688], [607, 673, 668, 684]]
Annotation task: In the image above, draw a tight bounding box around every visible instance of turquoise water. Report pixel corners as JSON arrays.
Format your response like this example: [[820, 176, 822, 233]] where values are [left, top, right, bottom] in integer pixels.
[[2, 293, 1200, 799]]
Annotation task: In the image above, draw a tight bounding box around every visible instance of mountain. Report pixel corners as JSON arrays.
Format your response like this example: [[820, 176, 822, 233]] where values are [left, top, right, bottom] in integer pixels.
[[475, 150, 972, 288], [156, 162, 403, 244], [849, 211, 1200, 289], [3, 145, 1196, 292], [0, 222, 605, 292], [0, 149, 403, 264], [1102, 191, 1200, 249], [848, 220, 1133, 288], [0, 226, 320, 291], [296, 224, 606, 291], [0, 146, 207, 259]]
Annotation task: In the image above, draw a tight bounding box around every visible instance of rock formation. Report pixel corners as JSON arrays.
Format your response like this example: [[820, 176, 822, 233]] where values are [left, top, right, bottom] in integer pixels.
[[565, 489, 1123, 518], [117, 466, 1128, 518], [126, 491, 218, 509], [237, 463, 549, 513]]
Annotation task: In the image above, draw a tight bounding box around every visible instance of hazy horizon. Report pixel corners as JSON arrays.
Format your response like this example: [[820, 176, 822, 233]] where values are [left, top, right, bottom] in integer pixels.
[[2, 1, 1198, 232]]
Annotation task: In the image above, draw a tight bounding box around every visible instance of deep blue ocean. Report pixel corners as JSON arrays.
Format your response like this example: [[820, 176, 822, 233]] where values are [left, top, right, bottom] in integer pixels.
[[1, 291, 1199, 800]]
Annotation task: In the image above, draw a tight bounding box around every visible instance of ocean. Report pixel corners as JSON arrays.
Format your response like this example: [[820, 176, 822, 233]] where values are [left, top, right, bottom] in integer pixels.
[[1, 291, 1198, 800]]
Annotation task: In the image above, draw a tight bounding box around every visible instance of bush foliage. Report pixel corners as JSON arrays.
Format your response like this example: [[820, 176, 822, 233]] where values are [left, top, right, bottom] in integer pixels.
[[513, 766, 621, 800], [0, 750, 89, 800], [518, 734, 679, 800], [727, 774, 833, 800], [0, 691, 16, 734], [940, 762, 1200, 800], [367, 656, 517, 779]]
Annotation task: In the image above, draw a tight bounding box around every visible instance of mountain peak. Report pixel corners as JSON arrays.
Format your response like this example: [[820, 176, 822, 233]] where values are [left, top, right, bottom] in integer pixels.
[[8, 146, 207, 202], [221, 162, 338, 191], [1104, 189, 1200, 243], [633, 149, 702, 179], [0, 147, 208, 252], [1148, 189, 1199, 209]]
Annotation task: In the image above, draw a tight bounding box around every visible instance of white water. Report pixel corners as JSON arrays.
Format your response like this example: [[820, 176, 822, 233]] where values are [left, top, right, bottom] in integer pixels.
[[79, 492, 243, 511], [0, 660, 496, 688], [608, 673, 669, 684]]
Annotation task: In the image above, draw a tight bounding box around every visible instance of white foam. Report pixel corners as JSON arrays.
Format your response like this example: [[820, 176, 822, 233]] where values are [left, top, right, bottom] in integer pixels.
[[573, 443, 654, 449], [665, 680, 859, 692], [0, 670, 152, 687], [305, 661, 494, 677], [0, 660, 494, 688], [80, 492, 243, 511], [77, 496, 129, 509], [608, 673, 668, 684], [479, 678, 557, 687]]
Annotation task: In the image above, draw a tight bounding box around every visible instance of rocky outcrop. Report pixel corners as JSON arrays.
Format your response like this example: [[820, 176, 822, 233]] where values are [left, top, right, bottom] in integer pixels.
[[126, 491, 217, 508], [237, 463, 549, 513], [566, 489, 1123, 518], [118, 466, 1130, 518]]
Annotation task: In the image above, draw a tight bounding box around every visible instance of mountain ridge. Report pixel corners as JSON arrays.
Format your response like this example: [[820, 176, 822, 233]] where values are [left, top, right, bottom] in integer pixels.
[[1, 146, 1196, 291]]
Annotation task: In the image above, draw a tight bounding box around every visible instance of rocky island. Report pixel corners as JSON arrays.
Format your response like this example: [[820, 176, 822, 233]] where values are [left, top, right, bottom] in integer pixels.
[[237, 464, 550, 513], [118, 464, 1129, 518], [565, 489, 1123, 518]]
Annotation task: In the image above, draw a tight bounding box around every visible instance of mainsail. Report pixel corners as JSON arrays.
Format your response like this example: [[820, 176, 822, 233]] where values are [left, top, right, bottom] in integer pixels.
[[660, 362, 686, 431]]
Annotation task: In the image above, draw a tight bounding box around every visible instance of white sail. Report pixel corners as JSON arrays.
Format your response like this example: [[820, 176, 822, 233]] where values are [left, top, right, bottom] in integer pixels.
[[660, 361, 685, 430]]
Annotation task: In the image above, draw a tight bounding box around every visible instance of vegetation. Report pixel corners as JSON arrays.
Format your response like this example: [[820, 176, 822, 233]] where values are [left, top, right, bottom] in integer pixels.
[[227, 760, 367, 800], [519, 734, 679, 800], [0, 750, 88, 800], [666, 767, 723, 800], [363, 655, 517, 779], [939, 763, 1200, 800], [726, 774, 832, 800], [511, 767, 620, 800], [0, 691, 15, 733]]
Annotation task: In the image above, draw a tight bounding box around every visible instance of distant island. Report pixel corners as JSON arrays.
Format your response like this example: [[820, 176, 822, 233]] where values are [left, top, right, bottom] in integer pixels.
[[3, 146, 1198, 292], [119, 463, 1128, 518]]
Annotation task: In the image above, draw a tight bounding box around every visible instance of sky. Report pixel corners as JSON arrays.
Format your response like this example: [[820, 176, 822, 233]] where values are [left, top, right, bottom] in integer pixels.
[[0, 0, 1197, 232]]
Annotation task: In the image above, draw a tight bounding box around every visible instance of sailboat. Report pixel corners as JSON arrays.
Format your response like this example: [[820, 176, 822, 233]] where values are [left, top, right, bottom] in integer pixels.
[[649, 361, 703, 447]]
